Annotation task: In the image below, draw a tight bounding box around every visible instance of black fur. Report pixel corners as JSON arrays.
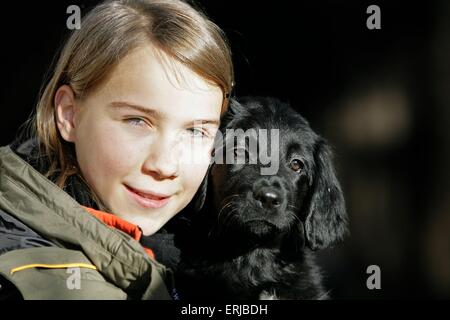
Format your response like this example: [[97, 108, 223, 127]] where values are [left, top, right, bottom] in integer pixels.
[[174, 97, 348, 300]]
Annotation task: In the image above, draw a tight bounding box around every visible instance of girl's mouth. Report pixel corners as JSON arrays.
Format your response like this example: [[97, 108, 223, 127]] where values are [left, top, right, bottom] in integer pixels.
[[124, 185, 171, 209]]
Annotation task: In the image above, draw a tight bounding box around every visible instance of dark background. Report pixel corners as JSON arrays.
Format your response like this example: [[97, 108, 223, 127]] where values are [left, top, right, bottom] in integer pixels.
[[1, 0, 450, 299]]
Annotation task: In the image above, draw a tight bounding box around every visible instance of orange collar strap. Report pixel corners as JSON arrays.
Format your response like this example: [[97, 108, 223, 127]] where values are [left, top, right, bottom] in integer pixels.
[[81, 206, 155, 259]]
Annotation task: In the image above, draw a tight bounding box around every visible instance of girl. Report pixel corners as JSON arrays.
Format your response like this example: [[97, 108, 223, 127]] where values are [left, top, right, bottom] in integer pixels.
[[0, 0, 233, 299]]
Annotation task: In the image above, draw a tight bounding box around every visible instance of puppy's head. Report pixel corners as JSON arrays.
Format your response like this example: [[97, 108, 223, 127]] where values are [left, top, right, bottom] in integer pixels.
[[207, 97, 348, 250]]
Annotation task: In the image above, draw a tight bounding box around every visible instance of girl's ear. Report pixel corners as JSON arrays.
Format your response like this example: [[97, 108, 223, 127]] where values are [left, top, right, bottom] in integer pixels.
[[54, 85, 77, 142]]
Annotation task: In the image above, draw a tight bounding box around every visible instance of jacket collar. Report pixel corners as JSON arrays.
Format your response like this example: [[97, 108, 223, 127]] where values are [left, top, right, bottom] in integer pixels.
[[11, 137, 99, 209]]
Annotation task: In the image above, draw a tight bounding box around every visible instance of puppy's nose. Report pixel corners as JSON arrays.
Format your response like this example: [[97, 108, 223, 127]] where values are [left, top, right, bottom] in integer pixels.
[[254, 189, 282, 209]]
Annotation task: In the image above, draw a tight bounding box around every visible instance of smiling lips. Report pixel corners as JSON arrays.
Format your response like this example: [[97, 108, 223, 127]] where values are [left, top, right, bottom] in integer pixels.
[[125, 185, 171, 209]]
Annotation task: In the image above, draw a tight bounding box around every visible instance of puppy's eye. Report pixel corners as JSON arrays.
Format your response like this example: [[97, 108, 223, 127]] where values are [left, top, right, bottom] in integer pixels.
[[290, 159, 304, 173]]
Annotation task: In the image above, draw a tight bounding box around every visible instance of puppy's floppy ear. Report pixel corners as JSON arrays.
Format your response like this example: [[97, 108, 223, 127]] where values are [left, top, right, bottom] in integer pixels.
[[304, 139, 348, 250]]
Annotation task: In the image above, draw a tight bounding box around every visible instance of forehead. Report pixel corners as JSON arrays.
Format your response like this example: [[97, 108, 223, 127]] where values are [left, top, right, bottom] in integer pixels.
[[90, 44, 223, 121]]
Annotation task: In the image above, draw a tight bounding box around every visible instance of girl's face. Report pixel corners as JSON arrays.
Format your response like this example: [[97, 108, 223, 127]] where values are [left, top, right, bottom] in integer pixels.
[[56, 45, 223, 235]]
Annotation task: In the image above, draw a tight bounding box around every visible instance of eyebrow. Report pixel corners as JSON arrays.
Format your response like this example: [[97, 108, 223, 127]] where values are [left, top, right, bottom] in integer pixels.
[[109, 101, 220, 126]]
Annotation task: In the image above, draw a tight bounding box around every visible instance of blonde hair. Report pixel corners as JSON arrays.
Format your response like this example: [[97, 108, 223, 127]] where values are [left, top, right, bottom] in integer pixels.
[[26, 0, 233, 207]]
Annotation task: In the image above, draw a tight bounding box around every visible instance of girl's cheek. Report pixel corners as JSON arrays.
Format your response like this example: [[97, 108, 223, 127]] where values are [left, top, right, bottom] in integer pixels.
[[177, 137, 215, 166], [98, 126, 146, 173], [180, 142, 212, 183]]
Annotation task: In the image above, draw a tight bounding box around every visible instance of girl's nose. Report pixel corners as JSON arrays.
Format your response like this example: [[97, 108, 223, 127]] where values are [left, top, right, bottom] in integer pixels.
[[142, 136, 180, 180]]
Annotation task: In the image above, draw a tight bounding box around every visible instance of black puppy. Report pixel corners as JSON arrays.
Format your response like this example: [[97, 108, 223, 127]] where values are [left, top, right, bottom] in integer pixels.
[[174, 97, 348, 300]]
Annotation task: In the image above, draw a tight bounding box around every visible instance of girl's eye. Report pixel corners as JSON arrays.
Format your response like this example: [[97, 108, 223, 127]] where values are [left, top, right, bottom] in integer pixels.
[[188, 128, 206, 138], [290, 158, 304, 173], [125, 118, 147, 127]]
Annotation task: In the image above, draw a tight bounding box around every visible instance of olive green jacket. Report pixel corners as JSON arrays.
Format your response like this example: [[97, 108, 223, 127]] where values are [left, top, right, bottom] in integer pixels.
[[0, 145, 173, 300]]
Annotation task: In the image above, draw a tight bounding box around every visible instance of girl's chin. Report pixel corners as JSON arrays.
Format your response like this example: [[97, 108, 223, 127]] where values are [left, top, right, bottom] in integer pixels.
[[116, 206, 179, 234]]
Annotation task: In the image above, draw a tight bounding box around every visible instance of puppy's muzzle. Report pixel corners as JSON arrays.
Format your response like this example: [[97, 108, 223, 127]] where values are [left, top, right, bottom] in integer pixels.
[[254, 187, 282, 209], [252, 177, 286, 211]]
